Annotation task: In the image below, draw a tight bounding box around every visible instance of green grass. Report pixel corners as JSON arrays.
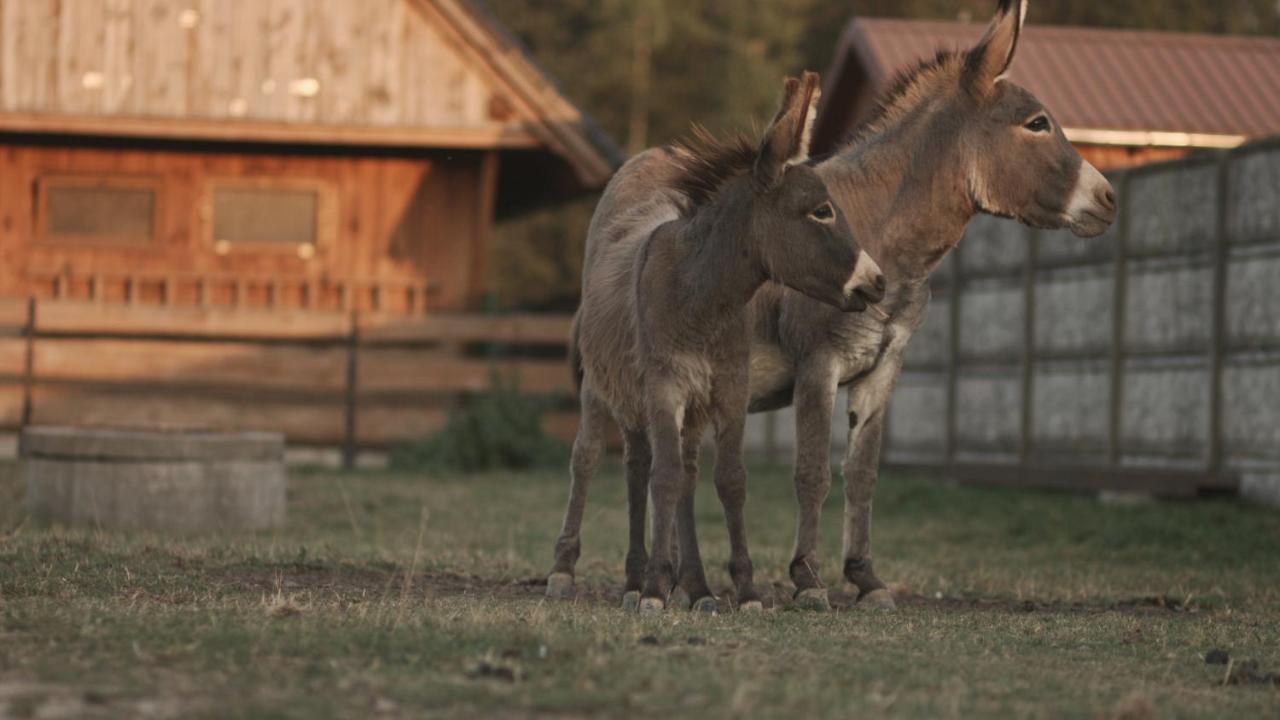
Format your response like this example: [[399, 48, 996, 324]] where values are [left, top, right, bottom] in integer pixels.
[[1, 459, 1278, 719]]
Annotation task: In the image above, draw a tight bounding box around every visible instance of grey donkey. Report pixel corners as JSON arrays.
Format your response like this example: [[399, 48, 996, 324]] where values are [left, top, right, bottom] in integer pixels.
[[548, 73, 887, 614], [549, 0, 1117, 612]]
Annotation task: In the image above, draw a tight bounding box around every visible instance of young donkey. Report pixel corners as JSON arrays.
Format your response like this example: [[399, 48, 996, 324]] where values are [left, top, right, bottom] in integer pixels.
[[549, 73, 886, 613], [550, 0, 1117, 612]]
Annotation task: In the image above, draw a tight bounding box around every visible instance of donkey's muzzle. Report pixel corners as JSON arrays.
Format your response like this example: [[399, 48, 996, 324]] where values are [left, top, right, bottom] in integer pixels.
[[843, 252, 886, 311]]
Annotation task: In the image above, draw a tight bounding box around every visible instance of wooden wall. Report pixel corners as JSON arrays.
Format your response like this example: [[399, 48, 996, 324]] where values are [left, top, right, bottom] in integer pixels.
[[0, 0, 506, 131], [1077, 144, 1195, 172], [0, 140, 495, 312]]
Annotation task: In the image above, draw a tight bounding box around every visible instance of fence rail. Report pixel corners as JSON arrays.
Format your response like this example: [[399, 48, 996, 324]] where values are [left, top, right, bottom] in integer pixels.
[[0, 299, 575, 468], [878, 137, 1280, 499]]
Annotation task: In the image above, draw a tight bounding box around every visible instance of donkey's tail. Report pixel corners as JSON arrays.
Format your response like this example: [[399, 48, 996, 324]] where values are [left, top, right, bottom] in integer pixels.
[[568, 310, 585, 394]]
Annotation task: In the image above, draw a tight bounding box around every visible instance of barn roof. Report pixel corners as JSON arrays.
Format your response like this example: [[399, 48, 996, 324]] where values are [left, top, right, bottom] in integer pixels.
[[0, 0, 622, 200], [814, 17, 1280, 154]]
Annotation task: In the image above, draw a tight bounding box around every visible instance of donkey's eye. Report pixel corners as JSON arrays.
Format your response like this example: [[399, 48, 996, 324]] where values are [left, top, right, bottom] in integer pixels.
[[1025, 115, 1051, 133], [810, 202, 835, 222]]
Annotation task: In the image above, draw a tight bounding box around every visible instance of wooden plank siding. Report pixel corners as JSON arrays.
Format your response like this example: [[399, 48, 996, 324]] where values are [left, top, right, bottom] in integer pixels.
[[0, 142, 490, 312], [0, 300, 576, 449], [0, 0, 503, 132]]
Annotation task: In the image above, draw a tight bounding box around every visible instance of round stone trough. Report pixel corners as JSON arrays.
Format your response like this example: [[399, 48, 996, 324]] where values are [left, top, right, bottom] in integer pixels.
[[22, 426, 286, 533]]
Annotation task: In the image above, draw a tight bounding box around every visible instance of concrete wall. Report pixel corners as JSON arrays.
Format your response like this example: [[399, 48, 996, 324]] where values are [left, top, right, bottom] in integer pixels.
[[747, 137, 1280, 506]]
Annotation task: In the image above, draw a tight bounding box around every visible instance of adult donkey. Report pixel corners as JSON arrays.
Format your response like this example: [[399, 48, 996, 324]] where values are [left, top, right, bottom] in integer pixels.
[[752, 0, 1117, 612], [549, 0, 1116, 612], [551, 73, 886, 614]]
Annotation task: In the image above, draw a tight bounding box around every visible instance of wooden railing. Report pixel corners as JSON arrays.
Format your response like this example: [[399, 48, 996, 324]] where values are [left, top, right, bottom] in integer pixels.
[[26, 270, 445, 316], [0, 299, 575, 468]]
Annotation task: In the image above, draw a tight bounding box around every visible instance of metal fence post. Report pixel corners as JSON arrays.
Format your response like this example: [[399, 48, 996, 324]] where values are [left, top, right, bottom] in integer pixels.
[[945, 255, 964, 468], [1019, 229, 1037, 464], [1208, 153, 1232, 476], [342, 311, 360, 471], [1108, 173, 1132, 468]]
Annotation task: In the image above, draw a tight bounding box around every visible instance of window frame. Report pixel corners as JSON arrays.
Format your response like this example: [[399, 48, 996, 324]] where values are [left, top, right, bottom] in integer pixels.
[[201, 177, 337, 256], [35, 174, 163, 246]]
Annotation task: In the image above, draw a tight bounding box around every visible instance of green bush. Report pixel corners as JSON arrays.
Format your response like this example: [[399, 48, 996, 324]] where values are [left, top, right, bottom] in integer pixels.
[[389, 373, 569, 474]]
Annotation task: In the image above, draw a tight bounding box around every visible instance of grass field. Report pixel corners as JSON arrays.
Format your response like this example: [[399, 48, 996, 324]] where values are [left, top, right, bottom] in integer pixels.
[[1, 459, 1278, 719]]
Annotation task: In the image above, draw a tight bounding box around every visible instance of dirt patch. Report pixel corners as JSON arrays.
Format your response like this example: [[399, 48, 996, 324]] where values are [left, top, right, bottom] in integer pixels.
[[0, 679, 193, 720], [885, 592, 1207, 617], [212, 565, 1209, 618]]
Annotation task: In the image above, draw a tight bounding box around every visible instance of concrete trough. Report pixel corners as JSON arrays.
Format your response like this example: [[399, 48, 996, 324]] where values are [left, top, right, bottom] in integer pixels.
[[23, 426, 286, 533]]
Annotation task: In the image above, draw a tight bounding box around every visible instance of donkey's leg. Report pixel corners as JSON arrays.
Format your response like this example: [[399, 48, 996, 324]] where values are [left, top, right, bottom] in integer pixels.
[[639, 389, 685, 614], [788, 358, 839, 612], [547, 382, 609, 600], [841, 359, 905, 611], [673, 416, 717, 613], [708, 380, 760, 612], [621, 428, 651, 611]]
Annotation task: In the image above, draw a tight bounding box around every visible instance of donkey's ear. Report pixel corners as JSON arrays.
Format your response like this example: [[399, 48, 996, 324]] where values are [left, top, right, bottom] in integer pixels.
[[963, 0, 1026, 95], [754, 71, 822, 190]]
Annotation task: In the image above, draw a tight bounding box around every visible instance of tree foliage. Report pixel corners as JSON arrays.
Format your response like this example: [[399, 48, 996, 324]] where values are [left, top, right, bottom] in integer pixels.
[[485, 0, 1279, 310]]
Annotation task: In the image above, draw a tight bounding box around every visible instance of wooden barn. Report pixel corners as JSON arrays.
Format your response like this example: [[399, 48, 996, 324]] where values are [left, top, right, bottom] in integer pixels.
[[0, 0, 621, 314], [0, 0, 620, 460], [813, 19, 1280, 170]]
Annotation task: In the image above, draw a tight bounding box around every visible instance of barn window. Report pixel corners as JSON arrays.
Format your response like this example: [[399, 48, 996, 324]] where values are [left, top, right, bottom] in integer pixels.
[[38, 176, 159, 244], [205, 179, 333, 256]]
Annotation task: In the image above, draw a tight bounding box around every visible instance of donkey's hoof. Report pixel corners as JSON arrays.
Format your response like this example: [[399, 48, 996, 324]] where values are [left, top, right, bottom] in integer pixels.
[[794, 588, 832, 612], [545, 573, 575, 600], [691, 596, 719, 614], [669, 586, 692, 611], [638, 597, 666, 615], [858, 588, 897, 611], [738, 600, 764, 614], [621, 591, 641, 612]]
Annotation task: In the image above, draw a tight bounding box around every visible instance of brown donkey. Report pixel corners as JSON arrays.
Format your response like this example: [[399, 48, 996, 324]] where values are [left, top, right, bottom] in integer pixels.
[[757, 0, 1117, 612], [549, 0, 1117, 612], [547, 73, 885, 614]]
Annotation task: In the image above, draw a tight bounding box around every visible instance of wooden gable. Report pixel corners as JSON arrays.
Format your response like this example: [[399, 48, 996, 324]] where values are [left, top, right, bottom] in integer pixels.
[[0, 0, 618, 188]]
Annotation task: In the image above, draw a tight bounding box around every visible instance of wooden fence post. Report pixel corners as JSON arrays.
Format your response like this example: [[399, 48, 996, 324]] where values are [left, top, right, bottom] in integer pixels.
[[20, 297, 35, 431], [342, 311, 360, 471]]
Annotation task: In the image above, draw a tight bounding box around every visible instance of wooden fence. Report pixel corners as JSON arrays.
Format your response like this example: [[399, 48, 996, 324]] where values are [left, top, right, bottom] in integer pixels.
[[0, 299, 575, 467]]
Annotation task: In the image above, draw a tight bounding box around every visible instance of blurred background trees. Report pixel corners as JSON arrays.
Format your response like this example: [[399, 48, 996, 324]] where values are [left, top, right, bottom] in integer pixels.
[[485, 0, 1280, 311]]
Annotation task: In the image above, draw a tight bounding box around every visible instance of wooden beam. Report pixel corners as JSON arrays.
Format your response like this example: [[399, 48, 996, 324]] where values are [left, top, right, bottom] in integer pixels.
[[0, 299, 29, 333], [360, 313, 572, 346], [34, 302, 352, 340], [471, 150, 501, 308], [0, 112, 544, 151]]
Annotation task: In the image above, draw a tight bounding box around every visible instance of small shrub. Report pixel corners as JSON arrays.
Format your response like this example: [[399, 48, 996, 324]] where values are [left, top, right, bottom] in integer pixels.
[[390, 373, 569, 473]]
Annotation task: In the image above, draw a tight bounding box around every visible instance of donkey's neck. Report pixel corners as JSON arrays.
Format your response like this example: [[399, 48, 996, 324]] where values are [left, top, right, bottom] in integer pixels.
[[660, 200, 765, 332], [818, 124, 974, 282], [686, 198, 762, 308]]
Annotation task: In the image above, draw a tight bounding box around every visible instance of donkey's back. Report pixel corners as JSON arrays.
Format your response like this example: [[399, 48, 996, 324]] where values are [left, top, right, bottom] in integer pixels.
[[581, 147, 683, 283]]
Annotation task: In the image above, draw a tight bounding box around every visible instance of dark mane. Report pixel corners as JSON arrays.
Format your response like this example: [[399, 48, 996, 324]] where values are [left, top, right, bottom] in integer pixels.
[[665, 125, 759, 212], [842, 48, 962, 147]]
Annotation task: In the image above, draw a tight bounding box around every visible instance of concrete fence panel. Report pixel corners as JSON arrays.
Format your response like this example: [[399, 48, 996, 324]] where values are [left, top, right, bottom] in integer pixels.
[[1229, 148, 1280, 244], [1128, 162, 1219, 256], [1120, 359, 1211, 464], [1035, 267, 1114, 354], [959, 279, 1023, 361], [1124, 260, 1215, 351]]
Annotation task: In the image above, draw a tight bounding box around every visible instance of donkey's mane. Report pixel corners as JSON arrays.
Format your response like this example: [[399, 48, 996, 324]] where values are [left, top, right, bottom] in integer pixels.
[[665, 125, 759, 213], [845, 48, 963, 145]]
